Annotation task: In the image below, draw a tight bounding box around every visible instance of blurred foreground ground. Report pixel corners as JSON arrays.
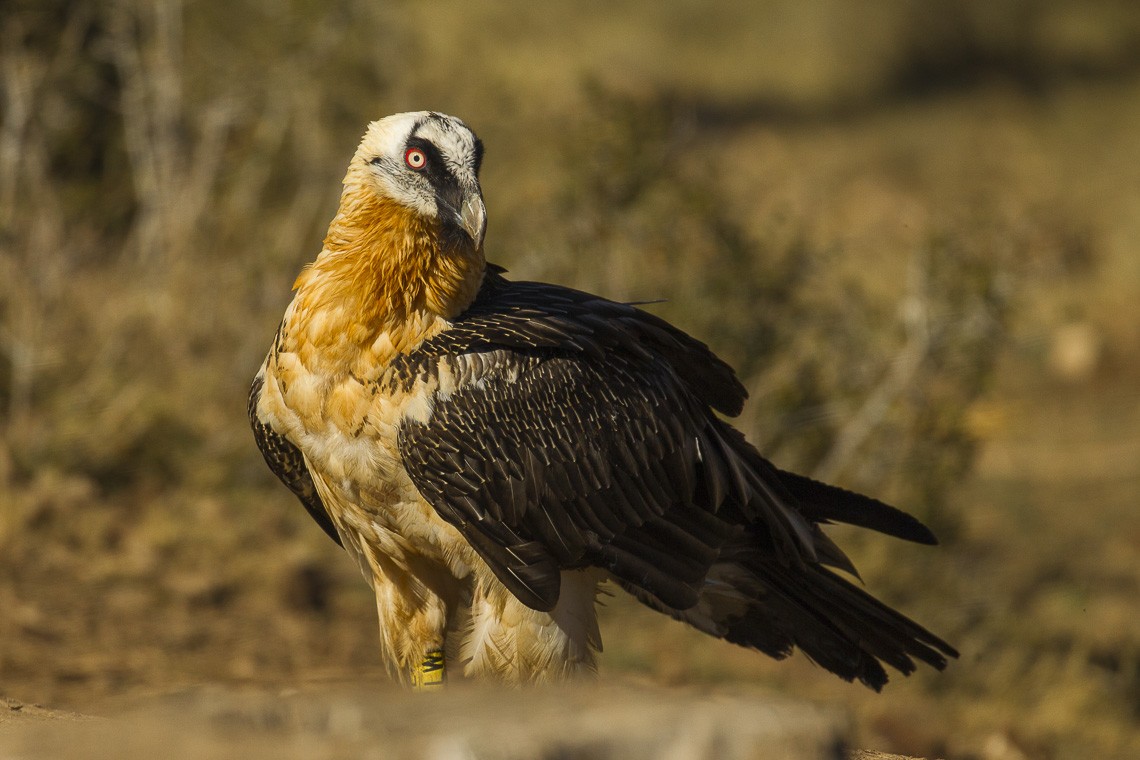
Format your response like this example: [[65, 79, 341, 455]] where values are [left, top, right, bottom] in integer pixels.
[[2, 2, 1139, 759], [0, 681, 852, 760]]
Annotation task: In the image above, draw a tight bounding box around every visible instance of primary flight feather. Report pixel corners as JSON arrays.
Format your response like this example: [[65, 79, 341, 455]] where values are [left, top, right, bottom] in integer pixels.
[[249, 111, 957, 689]]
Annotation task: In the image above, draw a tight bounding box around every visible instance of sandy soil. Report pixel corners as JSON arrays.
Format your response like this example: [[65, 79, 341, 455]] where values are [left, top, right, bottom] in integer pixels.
[[0, 682, 859, 760]]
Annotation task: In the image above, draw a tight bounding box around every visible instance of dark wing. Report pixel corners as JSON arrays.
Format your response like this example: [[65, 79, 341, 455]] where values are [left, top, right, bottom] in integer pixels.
[[398, 267, 957, 687], [248, 375, 342, 547], [396, 268, 819, 611]]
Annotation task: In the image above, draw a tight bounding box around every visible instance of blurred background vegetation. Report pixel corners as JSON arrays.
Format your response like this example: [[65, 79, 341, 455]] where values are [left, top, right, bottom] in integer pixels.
[[1, 1, 1138, 758]]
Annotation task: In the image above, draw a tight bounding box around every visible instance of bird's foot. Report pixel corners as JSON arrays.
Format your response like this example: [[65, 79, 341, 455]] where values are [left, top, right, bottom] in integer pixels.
[[411, 648, 446, 690]]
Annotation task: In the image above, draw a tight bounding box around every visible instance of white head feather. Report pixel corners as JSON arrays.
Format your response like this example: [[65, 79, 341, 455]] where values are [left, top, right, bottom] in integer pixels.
[[350, 111, 484, 230]]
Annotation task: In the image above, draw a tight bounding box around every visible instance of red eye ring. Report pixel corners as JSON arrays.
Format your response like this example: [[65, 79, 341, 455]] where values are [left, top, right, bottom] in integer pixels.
[[404, 147, 427, 170]]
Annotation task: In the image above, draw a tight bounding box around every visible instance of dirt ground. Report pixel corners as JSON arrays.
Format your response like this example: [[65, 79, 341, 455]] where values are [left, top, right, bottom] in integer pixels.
[[0, 683, 942, 760], [0, 682, 857, 760]]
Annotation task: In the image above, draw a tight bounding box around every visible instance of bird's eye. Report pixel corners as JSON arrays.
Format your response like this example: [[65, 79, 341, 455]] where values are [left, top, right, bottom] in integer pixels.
[[404, 148, 427, 170]]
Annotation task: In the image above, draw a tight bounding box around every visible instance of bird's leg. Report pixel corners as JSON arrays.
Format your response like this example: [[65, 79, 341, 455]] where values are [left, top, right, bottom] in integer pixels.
[[411, 648, 446, 690], [363, 546, 455, 689]]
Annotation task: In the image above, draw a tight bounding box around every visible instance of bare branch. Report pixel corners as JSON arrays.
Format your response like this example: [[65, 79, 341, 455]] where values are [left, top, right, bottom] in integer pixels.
[[812, 250, 933, 484]]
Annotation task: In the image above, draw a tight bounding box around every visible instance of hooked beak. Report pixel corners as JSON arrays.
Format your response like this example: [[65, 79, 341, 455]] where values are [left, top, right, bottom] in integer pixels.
[[458, 188, 486, 250]]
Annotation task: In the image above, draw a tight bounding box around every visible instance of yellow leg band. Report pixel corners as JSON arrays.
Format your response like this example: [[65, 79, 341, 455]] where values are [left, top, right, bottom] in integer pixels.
[[412, 649, 446, 690]]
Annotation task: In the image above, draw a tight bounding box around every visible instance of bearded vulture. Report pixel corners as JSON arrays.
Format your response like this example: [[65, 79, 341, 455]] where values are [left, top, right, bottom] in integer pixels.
[[249, 111, 957, 690]]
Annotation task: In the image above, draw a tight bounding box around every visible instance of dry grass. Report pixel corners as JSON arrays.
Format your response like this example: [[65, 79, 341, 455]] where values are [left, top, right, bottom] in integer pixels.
[[2, 2, 1139, 759]]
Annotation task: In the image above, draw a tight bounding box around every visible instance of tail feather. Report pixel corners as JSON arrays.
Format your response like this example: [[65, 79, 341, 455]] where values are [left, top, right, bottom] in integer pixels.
[[613, 446, 956, 689], [722, 558, 957, 690], [623, 552, 958, 691], [724, 581, 889, 687], [776, 469, 939, 545]]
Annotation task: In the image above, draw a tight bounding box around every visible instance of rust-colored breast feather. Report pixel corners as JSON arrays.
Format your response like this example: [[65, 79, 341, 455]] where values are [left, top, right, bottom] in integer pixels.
[[292, 189, 483, 357]]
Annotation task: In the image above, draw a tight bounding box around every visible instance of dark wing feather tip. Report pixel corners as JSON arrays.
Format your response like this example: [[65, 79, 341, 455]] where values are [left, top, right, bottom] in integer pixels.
[[776, 469, 939, 545]]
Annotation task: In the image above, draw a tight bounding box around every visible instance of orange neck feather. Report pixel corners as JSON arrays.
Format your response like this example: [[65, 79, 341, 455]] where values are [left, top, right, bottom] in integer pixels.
[[290, 183, 484, 358]]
